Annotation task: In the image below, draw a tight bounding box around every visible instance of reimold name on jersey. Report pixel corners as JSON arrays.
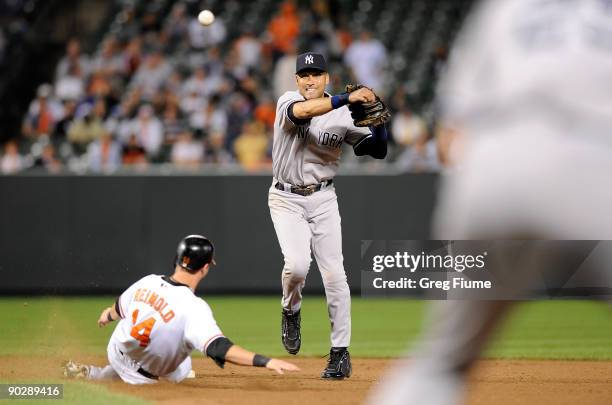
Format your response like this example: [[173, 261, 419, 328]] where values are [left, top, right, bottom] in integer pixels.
[[133, 288, 175, 323]]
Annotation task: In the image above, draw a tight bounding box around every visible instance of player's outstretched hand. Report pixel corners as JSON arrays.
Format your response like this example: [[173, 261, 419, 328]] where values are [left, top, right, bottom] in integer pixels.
[[348, 86, 376, 104], [266, 358, 300, 374], [97, 307, 112, 328]]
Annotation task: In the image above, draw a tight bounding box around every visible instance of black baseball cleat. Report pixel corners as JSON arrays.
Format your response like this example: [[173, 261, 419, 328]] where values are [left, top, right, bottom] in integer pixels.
[[321, 347, 352, 380], [281, 309, 301, 355]]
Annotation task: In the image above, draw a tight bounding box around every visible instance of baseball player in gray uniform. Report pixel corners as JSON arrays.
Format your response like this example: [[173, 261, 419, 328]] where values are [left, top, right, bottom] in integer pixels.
[[268, 52, 388, 379], [368, 0, 612, 403]]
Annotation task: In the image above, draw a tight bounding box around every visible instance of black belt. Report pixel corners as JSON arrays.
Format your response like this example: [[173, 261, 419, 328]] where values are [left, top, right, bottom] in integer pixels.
[[119, 350, 159, 380], [275, 179, 333, 196], [137, 367, 159, 380]]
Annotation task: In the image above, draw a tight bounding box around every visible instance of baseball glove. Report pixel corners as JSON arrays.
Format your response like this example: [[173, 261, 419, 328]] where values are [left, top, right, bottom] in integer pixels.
[[345, 84, 391, 127]]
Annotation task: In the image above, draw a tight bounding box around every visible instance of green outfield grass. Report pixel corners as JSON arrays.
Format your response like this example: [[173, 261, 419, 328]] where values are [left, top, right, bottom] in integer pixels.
[[0, 381, 149, 405], [1, 296, 611, 359], [1, 297, 610, 404]]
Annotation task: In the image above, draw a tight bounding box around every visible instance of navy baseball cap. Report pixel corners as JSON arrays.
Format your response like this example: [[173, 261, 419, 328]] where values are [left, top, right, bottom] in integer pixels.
[[295, 52, 327, 74]]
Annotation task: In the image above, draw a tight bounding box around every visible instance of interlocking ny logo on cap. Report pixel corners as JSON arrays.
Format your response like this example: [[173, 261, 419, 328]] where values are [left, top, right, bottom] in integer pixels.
[[296, 52, 326, 73]]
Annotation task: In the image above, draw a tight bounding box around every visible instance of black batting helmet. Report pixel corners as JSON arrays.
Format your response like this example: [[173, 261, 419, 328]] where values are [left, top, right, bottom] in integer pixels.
[[175, 235, 215, 272]]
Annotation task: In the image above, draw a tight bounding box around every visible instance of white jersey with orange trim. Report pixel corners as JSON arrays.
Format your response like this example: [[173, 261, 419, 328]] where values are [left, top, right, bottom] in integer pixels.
[[110, 274, 223, 378]]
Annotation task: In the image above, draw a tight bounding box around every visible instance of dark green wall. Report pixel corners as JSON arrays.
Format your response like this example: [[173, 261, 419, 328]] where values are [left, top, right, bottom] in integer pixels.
[[0, 174, 438, 294]]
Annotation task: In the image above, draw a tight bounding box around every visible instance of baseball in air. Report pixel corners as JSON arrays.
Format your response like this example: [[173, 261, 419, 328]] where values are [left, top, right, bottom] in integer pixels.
[[198, 10, 215, 26]]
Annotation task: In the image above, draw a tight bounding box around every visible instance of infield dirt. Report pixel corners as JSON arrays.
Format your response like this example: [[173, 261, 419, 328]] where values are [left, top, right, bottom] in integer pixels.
[[1, 356, 611, 404]]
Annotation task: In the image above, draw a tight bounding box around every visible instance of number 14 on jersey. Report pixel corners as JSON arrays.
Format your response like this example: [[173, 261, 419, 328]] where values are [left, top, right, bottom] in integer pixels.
[[130, 309, 156, 347]]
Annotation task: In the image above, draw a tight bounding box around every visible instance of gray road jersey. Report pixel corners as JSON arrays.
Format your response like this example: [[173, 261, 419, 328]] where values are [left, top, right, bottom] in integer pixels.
[[437, 0, 612, 147], [272, 90, 370, 186]]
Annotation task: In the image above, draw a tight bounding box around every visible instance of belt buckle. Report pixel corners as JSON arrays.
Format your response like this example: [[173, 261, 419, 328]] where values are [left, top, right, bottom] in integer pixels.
[[294, 185, 315, 196], [303, 186, 315, 196]]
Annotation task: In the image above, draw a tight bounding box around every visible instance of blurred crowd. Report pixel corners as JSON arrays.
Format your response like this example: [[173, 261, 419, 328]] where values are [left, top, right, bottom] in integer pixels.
[[0, 0, 32, 69], [1, 0, 441, 175]]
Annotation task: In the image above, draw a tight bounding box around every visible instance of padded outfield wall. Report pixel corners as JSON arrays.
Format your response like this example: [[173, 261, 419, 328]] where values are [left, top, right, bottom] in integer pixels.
[[0, 174, 437, 294]]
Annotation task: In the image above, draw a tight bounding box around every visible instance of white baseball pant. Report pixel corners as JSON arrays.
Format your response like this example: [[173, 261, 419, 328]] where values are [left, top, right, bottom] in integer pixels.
[[269, 183, 351, 348], [86, 338, 192, 384]]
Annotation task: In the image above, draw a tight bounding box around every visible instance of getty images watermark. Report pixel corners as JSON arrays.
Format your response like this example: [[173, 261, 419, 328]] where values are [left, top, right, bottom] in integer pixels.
[[360, 241, 612, 299], [371, 250, 491, 291]]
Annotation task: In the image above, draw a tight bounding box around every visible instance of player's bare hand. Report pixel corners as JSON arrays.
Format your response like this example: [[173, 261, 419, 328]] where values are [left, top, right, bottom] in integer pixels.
[[266, 358, 300, 374], [97, 307, 112, 328], [348, 87, 376, 104]]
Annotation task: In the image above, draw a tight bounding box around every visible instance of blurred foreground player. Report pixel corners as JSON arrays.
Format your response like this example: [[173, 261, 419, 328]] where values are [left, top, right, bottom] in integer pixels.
[[64, 235, 299, 384], [368, 1, 612, 404]]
